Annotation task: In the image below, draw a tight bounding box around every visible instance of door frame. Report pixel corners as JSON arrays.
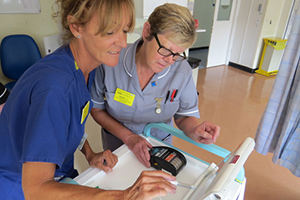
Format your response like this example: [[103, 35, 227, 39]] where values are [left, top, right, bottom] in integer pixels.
[[206, 0, 238, 68]]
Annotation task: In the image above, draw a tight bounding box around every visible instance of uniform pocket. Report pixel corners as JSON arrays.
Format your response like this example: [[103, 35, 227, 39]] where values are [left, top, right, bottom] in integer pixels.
[[161, 99, 179, 122]]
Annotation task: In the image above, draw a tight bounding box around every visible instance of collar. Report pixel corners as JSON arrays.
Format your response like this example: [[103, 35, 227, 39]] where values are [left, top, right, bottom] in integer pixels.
[[122, 38, 171, 79]]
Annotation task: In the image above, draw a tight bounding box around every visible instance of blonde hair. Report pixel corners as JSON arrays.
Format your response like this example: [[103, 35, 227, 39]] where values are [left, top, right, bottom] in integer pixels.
[[146, 3, 196, 49], [52, 0, 135, 42]]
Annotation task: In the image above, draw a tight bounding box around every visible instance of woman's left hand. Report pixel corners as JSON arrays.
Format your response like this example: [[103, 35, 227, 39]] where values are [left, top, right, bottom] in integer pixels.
[[188, 121, 220, 144], [87, 150, 118, 173]]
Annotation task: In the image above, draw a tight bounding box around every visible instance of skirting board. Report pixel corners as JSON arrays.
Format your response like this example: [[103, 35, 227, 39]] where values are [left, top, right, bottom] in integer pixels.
[[228, 62, 258, 74]]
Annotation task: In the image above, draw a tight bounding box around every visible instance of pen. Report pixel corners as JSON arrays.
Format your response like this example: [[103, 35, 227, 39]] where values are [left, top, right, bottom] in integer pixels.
[[103, 159, 107, 166], [165, 90, 170, 104], [169, 180, 196, 189], [174, 89, 178, 98], [170, 89, 177, 102], [162, 134, 171, 141]]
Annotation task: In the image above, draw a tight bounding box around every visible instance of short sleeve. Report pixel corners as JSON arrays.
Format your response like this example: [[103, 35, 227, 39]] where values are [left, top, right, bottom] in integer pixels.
[[21, 87, 70, 168], [90, 66, 106, 110], [174, 68, 200, 119]]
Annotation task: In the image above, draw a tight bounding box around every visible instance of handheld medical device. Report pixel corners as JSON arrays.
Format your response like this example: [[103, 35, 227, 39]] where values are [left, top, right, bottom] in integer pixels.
[[149, 146, 187, 176]]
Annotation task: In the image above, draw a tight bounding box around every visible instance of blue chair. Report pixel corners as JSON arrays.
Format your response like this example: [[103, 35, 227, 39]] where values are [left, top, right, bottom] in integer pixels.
[[0, 34, 42, 91]]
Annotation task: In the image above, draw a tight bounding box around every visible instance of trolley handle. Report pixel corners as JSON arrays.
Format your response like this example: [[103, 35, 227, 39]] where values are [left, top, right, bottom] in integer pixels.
[[143, 122, 230, 158]]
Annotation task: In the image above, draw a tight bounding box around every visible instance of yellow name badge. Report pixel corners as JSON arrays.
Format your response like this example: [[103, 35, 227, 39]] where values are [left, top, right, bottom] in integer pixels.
[[114, 88, 135, 107], [81, 101, 90, 124]]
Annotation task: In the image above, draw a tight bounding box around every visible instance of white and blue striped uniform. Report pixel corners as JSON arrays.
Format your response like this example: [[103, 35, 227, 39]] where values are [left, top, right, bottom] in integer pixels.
[[91, 39, 200, 150]]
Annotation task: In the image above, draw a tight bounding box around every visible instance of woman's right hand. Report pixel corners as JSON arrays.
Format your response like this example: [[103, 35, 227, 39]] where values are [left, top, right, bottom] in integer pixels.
[[125, 134, 153, 168], [123, 170, 176, 200]]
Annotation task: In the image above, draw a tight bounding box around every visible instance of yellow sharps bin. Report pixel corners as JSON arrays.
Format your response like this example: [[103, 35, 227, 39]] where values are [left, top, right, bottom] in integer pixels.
[[256, 37, 287, 77]]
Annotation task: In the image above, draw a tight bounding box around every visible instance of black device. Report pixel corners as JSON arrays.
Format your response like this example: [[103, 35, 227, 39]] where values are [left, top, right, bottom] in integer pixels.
[[149, 146, 187, 176]]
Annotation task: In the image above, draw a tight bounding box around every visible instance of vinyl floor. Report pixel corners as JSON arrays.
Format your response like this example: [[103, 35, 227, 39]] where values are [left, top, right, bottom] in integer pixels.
[[173, 65, 300, 200]]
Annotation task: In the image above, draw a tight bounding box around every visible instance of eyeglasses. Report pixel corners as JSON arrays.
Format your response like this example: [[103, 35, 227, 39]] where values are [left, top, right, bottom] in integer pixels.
[[154, 33, 186, 62]]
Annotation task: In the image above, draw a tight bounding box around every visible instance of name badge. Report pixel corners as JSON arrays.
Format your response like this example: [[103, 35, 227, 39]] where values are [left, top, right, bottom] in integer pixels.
[[114, 88, 135, 107], [81, 101, 90, 124]]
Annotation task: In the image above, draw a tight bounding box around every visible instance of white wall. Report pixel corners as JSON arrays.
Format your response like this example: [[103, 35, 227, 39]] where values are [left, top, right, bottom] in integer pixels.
[[229, 0, 295, 70], [277, 0, 295, 38], [229, 0, 266, 68], [251, 0, 293, 70], [0, 0, 59, 84], [74, 116, 103, 174], [134, 0, 188, 19]]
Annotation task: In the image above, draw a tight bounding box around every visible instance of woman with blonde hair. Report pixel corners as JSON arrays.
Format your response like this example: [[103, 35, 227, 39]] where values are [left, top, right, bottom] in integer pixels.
[[0, 0, 176, 199], [91, 3, 220, 168]]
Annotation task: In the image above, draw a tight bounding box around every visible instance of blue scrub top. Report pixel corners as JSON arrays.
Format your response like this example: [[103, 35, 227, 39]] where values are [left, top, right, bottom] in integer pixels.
[[91, 39, 200, 142], [0, 44, 95, 200]]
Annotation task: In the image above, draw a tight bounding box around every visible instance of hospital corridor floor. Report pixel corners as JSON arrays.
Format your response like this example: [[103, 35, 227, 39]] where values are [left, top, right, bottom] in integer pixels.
[[173, 65, 300, 200]]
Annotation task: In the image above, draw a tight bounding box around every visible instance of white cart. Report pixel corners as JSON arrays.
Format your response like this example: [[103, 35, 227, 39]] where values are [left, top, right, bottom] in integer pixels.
[[74, 123, 255, 200]]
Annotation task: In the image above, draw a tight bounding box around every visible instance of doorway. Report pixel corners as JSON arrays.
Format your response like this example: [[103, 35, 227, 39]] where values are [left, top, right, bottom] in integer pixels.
[[189, 0, 216, 69]]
